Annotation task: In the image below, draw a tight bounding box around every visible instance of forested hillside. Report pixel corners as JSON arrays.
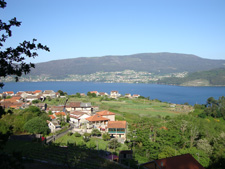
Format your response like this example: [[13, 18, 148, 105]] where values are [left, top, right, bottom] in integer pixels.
[[29, 53, 225, 78], [158, 68, 225, 86]]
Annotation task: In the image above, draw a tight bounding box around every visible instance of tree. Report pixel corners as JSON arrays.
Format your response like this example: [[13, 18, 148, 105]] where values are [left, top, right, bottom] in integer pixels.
[[23, 117, 49, 135], [57, 90, 67, 96], [0, 0, 50, 88], [108, 138, 121, 150], [91, 129, 101, 137], [102, 132, 111, 141], [83, 132, 91, 142]]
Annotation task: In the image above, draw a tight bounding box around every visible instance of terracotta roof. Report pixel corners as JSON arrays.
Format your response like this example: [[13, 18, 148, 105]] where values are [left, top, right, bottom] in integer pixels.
[[86, 114, 109, 122], [108, 121, 126, 128], [111, 91, 118, 93], [49, 115, 56, 119], [99, 92, 108, 96], [143, 154, 205, 169], [97, 110, 115, 116], [55, 112, 66, 116], [3, 91, 14, 94], [33, 90, 42, 94], [3, 97, 21, 103], [70, 111, 86, 116], [69, 102, 81, 107], [70, 115, 79, 119], [90, 91, 98, 94]]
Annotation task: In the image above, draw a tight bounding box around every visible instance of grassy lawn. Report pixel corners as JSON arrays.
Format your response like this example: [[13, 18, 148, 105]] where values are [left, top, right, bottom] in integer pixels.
[[55, 134, 129, 153]]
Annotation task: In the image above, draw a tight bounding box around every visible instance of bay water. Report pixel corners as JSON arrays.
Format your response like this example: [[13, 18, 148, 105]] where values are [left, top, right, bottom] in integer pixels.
[[1, 81, 225, 105]]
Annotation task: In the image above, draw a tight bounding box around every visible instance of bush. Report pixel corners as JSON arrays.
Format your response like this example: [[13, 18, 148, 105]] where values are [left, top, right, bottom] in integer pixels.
[[102, 133, 110, 141], [91, 129, 101, 137], [108, 138, 121, 149], [74, 132, 81, 137], [67, 132, 73, 136], [83, 133, 91, 142]]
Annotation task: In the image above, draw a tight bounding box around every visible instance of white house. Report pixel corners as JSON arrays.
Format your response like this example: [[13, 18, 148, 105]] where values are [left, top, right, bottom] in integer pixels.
[[110, 91, 121, 99]]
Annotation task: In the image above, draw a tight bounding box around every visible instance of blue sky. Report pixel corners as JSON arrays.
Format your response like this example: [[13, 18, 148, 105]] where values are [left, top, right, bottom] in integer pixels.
[[1, 0, 225, 63]]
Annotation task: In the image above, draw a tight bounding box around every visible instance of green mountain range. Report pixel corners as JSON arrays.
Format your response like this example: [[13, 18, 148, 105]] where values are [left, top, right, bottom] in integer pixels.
[[30, 52, 225, 76]]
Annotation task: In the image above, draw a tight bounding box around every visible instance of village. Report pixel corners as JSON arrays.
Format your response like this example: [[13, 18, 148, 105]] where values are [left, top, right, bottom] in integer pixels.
[[0, 90, 142, 143], [0, 89, 213, 169]]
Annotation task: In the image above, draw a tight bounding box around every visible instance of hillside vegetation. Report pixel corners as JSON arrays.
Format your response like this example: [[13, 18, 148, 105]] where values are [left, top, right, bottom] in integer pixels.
[[29, 53, 225, 78], [158, 68, 225, 86], [1, 95, 225, 169]]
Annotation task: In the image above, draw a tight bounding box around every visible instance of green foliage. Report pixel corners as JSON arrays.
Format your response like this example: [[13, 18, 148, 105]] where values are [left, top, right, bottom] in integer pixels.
[[57, 90, 67, 96], [74, 132, 81, 137], [102, 132, 111, 141], [32, 99, 40, 104], [83, 133, 91, 142], [91, 129, 101, 137], [108, 138, 121, 150], [67, 132, 73, 136], [158, 68, 225, 86], [23, 117, 49, 135], [87, 92, 96, 97], [87, 140, 96, 149], [199, 96, 225, 119]]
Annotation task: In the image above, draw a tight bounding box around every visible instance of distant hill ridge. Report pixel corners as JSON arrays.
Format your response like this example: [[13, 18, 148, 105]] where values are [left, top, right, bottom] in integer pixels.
[[30, 53, 225, 78]]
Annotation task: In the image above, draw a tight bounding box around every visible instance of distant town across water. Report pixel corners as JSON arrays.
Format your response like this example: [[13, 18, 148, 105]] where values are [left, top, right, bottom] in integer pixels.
[[1, 81, 225, 105]]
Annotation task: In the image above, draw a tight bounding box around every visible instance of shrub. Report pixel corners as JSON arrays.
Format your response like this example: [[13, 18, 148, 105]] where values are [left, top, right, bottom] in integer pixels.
[[83, 133, 91, 142], [91, 129, 101, 137], [102, 133, 110, 141], [74, 132, 81, 137]]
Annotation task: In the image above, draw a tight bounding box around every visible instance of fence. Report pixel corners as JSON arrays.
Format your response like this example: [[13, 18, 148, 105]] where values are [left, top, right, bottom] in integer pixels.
[[46, 126, 73, 143]]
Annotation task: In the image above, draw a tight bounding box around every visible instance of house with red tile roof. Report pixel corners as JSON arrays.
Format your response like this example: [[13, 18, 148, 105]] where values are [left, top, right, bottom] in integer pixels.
[[33, 90, 42, 95], [86, 114, 109, 129], [66, 102, 81, 112], [141, 154, 205, 169], [47, 120, 61, 133], [97, 110, 115, 121], [70, 111, 90, 126], [55, 112, 66, 116], [107, 121, 127, 139], [110, 91, 121, 99], [49, 115, 56, 120], [3, 91, 14, 96], [90, 91, 99, 96], [124, 93, 132, 98], [99, 92, 109, 97], [55, 112, 67, 122], [133, 94, 140, 98]]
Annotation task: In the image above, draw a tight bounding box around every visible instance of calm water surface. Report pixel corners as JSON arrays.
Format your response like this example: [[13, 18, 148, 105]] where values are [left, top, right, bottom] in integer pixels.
[[1, 82, 225, 105]]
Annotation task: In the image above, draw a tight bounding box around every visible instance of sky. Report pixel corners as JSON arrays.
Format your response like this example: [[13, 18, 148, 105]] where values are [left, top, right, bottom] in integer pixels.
[[1, 0, 225, 63]]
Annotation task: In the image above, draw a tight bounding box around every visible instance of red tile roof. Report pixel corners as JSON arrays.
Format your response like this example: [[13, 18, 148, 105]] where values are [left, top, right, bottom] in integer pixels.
[[49, 115, 56, 119], [33, 90, 42, 94], [86, 114, 109, 122], [3, 91, 14, 94], [70, 111, 86, 116], [108, 121, 126, 128], [90, 91, 98, 94], [69, 102, 81, 107], [3, 97, 21, 103], [55, 112, 66, 116], [97, 110, 115, 116], [143, 154, 205, 169]]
